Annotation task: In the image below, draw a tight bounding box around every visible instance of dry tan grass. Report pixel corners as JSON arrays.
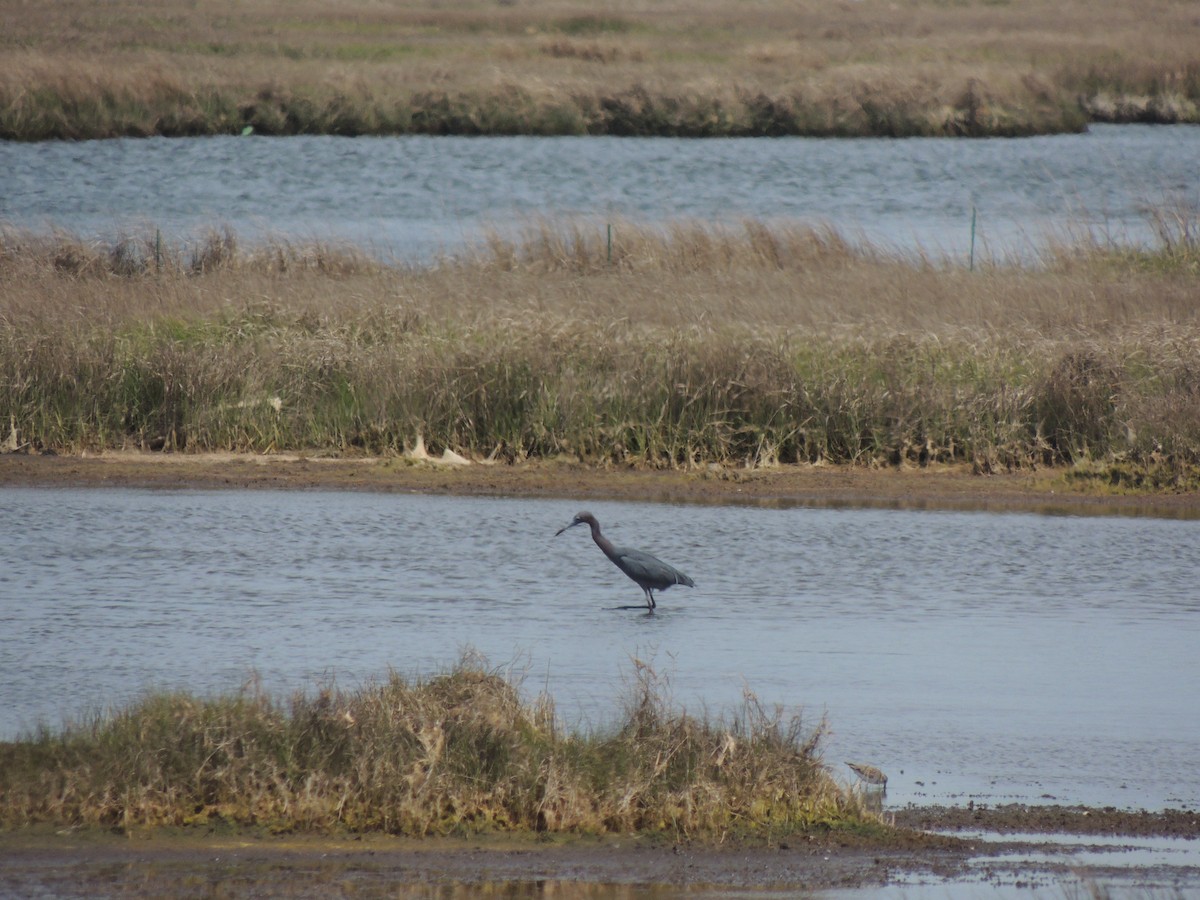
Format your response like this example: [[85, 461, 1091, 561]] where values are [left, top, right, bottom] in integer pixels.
[[0, 656, 861, 837], [5, 217, 1197, 337], [0, 0, 1196, 137], [2, 220, 1199, 470]]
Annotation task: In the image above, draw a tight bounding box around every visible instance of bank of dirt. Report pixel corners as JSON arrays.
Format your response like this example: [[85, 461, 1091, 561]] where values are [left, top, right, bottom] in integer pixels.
[[3, 451, 1199, 518]]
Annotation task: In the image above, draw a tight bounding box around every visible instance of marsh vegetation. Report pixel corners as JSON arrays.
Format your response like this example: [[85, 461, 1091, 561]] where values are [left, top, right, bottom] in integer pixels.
[[1, 0, 1197, 139], [2, 215, 1199, 487], [0, 658, 864, 837]]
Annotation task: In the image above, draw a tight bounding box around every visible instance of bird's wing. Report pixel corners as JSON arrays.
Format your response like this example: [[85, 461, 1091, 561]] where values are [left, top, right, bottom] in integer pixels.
[[615, 547, 691, 587]]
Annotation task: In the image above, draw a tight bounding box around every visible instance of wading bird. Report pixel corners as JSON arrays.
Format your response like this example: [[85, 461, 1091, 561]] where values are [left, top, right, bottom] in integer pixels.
[[845, 761, 888, 788], [555, 511, 694, 611]]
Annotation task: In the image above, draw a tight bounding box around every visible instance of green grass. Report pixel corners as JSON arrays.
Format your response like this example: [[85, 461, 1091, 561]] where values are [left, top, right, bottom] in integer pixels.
[[0, 657, 862, 838]]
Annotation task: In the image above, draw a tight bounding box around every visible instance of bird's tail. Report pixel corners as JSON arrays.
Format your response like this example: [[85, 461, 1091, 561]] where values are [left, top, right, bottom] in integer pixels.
[[677, 573, 695, 587]]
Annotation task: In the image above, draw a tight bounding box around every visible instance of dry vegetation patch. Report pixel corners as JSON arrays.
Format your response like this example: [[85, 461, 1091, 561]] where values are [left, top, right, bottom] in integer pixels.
[[0, 657, 863, 838]]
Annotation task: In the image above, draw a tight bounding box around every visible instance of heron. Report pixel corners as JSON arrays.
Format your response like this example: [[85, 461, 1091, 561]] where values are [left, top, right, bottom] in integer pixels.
[[555, 511, 694, 611]]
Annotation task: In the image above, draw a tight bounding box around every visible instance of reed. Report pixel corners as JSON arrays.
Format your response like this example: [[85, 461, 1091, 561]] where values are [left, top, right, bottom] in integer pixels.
[[0, 656, 860, 837], [0, 0, 1195, 139], [2, 217, 1199, 480]]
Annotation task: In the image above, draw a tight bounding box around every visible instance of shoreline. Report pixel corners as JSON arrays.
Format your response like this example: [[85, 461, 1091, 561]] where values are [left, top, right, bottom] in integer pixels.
[[3, 451, 1199, 519], [2, 805, 1198, 896]]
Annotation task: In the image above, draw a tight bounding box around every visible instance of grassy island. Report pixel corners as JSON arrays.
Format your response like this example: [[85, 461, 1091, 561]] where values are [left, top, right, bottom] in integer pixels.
[[0, 658, 868, 838]]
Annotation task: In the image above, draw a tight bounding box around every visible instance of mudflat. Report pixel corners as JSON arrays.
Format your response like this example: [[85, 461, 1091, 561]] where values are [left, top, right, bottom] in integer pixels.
[[2, 806, 1198, 896]]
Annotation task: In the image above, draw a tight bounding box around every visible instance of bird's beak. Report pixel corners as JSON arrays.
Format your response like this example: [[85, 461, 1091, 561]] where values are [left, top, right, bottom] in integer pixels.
[[555, 519, 580, 536]]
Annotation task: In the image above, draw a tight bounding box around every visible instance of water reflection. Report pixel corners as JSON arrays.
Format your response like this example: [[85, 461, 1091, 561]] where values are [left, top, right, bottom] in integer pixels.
[[3, 487, 1199, 815], [0, 855, 1185, 899]]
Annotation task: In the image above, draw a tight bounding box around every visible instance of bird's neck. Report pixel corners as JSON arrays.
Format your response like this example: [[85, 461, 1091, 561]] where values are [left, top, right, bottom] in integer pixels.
[[589, 522, 619, 559]]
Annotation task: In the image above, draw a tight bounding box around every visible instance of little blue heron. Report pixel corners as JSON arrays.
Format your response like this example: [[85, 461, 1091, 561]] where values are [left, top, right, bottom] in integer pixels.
[[555, 511, 695, 611]]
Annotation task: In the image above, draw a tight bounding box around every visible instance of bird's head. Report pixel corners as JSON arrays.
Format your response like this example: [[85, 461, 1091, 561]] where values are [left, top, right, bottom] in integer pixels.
[[555, 511, 595, 536]]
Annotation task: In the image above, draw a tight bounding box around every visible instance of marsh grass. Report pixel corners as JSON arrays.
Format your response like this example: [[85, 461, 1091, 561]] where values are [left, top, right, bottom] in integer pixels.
[[0, 0, 1196, 139], [0, 657, 860, 838], [2, 216, 1200, 476]]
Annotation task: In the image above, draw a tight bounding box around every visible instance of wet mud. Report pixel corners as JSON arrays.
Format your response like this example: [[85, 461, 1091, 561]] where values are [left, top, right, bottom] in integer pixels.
[[2, 805, 1197, 897], [894, 803, 1200, 838], [0, 829, 958, 896]]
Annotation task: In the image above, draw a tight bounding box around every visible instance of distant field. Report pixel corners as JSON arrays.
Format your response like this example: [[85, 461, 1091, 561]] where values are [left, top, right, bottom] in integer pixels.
[[1, 0, 1197, 138]]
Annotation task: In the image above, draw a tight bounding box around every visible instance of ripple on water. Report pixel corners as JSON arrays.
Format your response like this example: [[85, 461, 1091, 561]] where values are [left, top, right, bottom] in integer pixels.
[[2, 488, 1199, 817], [1, 126, 1199, 260]]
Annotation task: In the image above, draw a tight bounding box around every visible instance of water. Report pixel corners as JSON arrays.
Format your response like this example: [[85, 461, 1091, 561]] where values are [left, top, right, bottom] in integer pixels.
[[3, 487, 1199, 816], [2, 125, 1197, 261], [4, 124, 1200, 899]]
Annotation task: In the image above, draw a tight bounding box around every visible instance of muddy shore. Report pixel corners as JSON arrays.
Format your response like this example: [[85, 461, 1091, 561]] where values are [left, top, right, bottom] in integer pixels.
[[2, 805, 1198, 897], [4, 450, 1199, 519], [0, 828, 964, 896]]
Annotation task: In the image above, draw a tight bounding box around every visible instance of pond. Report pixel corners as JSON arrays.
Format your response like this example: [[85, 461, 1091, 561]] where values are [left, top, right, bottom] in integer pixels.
[[4, 487, 1198, 815]]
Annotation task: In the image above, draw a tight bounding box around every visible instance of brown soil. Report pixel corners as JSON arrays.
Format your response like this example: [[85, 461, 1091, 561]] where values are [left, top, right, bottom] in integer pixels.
[[4, 450, 1199, 518]]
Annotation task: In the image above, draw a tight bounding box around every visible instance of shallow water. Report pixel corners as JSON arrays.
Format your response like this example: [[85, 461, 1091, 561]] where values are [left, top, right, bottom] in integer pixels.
[[3, 487, 1199, 818], [2, 125, 1198, 260]]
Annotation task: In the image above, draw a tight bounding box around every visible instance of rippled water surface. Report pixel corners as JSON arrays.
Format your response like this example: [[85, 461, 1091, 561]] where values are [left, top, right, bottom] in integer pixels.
[[2, 125, 1198, 259], [4, 487, 1199, 815]]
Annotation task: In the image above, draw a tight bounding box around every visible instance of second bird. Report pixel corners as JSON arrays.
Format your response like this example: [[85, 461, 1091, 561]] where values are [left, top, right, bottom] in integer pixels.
[[555, 511, 695, 611]]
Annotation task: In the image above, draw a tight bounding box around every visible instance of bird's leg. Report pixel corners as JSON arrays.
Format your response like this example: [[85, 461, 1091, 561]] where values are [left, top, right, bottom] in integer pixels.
[[646, 589, 656, 610]]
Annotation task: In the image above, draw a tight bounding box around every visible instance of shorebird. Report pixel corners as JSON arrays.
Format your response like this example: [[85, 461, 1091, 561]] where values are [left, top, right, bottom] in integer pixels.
[[846, 761, 888, 788]]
